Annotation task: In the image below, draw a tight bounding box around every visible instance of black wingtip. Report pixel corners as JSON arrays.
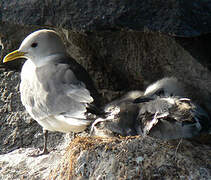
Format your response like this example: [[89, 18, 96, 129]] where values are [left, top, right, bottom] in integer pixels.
[[133, 96, 154, 103], [87, 104, 108, 118]]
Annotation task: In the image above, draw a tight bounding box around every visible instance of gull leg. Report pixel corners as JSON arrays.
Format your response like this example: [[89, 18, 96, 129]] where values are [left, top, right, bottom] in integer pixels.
[[29, 129, 49, 157], [41, 129, 49, 155]]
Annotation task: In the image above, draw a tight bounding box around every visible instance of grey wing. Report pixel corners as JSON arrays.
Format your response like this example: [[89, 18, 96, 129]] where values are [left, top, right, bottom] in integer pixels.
[[25, 63, 93, 120], [37, 63, 93, 101]]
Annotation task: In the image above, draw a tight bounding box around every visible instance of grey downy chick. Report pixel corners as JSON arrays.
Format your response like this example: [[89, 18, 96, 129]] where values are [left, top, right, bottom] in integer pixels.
[[91, 91, 143, 137], [134, 77, 211, 140]]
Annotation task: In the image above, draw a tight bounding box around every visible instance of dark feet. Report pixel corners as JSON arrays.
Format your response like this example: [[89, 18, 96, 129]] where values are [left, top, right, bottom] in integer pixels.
[[28, 129, 49, 157], [28, 147, 49, 157]]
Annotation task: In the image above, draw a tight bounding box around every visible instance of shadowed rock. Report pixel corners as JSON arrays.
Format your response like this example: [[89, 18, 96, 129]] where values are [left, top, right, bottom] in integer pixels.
[[1, 1, 211, 37]]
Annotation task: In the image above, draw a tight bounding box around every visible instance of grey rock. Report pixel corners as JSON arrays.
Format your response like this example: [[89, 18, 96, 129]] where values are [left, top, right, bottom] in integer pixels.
[[0, 148, 64, 180], [51, 137, 211, 179], [1, 1, 211, 37]]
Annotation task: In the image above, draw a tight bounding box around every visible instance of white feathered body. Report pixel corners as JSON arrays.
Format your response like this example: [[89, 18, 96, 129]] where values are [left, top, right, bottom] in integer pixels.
[[20, 59, 93, 132]]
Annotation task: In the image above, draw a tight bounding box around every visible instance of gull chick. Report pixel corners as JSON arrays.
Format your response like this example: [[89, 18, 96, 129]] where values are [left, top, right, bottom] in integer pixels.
[[3, 29, 103, 155], [134, 77, 211, 139], [91, 91, 143, 137], [91, 77, 211, 140]]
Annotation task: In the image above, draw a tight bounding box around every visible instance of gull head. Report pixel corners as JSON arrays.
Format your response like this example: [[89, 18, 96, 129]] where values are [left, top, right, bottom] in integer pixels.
[[3, 29, 67, 67]]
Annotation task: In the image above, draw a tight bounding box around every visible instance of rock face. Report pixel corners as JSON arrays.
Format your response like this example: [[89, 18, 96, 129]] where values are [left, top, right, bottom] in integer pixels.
[[1, 1, 211, 37], [0, 148, 64, 180], [50, 137, 211, 180], [0, 1, 211, 179]]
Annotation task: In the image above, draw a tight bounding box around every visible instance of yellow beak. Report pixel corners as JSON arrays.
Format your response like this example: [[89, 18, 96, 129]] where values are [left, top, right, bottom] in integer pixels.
[[3, 50, 26, 63]]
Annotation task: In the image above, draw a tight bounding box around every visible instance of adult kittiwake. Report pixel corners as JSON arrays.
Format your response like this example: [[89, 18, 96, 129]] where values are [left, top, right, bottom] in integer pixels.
[[3, 29, 104, 155]]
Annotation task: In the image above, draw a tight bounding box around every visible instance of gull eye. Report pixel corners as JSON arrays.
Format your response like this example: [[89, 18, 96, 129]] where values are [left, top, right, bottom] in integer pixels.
[[31, 42, 38, 48]]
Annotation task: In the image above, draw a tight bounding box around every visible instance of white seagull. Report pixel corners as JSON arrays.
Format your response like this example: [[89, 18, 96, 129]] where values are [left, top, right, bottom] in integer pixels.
[[3, 29, 104, 155]]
